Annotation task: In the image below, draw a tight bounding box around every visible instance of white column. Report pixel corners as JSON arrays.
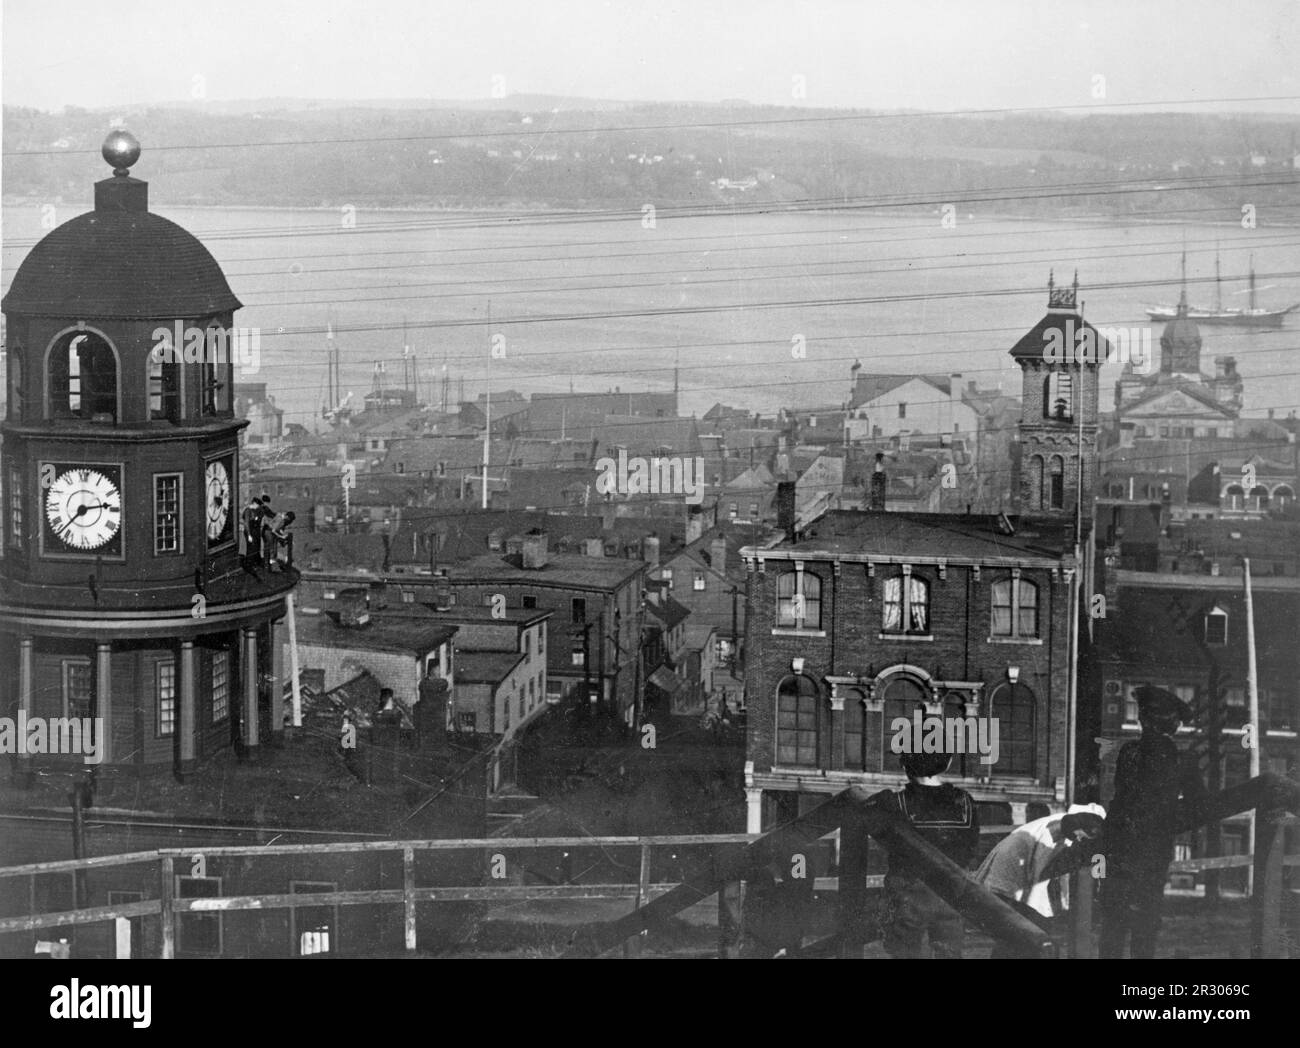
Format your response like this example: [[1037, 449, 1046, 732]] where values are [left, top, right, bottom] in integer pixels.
[[242, 627, 259, 748], [745, 788, 764, 834], [179, 641, 196, 769], [18, 637, 33, 771], [96, 642, 113, 765]]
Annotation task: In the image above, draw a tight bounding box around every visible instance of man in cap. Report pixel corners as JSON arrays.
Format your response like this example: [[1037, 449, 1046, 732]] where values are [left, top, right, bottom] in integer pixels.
[[975, 803, 1105, 957], [1099, 685, 1206, 959]]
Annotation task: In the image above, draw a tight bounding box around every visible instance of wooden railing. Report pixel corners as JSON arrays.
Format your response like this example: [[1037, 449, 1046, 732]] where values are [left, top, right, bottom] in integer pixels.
[[2, 775, 1296, 958]]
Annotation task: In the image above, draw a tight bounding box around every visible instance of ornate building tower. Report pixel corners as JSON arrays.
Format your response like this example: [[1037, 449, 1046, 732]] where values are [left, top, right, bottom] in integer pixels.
[[1, 132, 296, 781], [1008, 272, 1105, 521]]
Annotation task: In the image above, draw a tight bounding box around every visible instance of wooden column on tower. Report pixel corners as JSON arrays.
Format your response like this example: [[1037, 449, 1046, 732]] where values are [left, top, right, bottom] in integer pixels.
[[96, 642, 113, 765], [270, 619, 286, 736], [242, 627, 259, 749], [17, 637, 34, 780], [178, 640, 197, 774]]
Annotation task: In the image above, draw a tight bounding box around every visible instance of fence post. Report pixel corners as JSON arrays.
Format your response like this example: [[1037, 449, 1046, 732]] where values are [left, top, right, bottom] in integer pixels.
[[158, 856, 175, 959], [403, 847, 417, 953], [718, 879, 742, 958], [838, 819, 869, 957], [624, 842, 651, 958], [1251, 812, 1285, 958], [1070, 867, 1095, 959]]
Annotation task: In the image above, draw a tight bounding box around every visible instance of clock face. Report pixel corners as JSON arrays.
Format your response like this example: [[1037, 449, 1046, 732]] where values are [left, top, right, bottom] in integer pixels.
[[44, 466, 123, 553], [205, 458, 233, 544]]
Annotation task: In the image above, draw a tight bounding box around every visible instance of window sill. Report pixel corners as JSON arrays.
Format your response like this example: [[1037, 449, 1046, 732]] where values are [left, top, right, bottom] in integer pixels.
[[877, 633, 933, 642], [985, 636, 1043, 645], [771, 628, 827, 638]]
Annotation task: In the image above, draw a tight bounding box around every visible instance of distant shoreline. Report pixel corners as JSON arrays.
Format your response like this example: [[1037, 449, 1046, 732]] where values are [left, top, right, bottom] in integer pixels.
[[5, 198, 1298, 229]]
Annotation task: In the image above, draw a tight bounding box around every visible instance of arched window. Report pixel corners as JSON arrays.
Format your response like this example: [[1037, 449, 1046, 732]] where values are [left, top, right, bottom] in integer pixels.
[[1273, 485, 1294, 509], [842, 687, 867, 771], [1048, 455, 1065, 510], [881, 674, 929, 771], [148, 353, 182, 422], [1028, 455, 1044, 510], [200, 323, 233, 416], [991, 574, 1039, 638], [776, 567, 822, 630], [882, 570, 929, 634], [1204, 605, 1228, 646], [1224, 484, 1244, 511], [1043, 372, 1073, 421], [48, 330, 118, 421], [1249, 486, 1269, 512], [8, 350, 23, 420], [986, 682, 1035, 776], [776, 675, 820, 766]]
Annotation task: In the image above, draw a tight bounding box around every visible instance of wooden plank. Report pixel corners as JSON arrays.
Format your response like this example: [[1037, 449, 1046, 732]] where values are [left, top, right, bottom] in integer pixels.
[[0, 899, 159, 935], [0, 850, 160, 879], [1070, 868, 1094, 959], [403, 847, 417, 952], [158, 857, 175, 960]]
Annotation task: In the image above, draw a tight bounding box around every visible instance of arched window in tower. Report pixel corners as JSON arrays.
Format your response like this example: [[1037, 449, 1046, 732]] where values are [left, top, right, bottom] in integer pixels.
[[1043, 372, 1073, 421], [200, 324, 233, 416], [1047, 455, 1065, 510], [1028, 455, 1044, 510], [8, 350, 23, 421], [148, 353, 182, 422], [48, 330, 118, 422]]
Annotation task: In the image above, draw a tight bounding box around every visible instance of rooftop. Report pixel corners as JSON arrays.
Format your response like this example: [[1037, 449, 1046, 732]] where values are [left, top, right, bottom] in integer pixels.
[[448, 551, 647, 591], [455, 650, 527, 685], [295, 612, 458, 654], [746, 509, 1074, 565]]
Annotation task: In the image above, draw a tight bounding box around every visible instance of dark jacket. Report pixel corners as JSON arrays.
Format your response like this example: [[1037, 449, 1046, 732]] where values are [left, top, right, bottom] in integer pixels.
[[877, 781, 981, 882], [1104, 733, 1205, 874]]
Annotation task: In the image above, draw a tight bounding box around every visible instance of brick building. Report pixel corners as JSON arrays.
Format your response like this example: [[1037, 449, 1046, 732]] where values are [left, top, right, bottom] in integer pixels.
[[739, 510, 1077, 832]]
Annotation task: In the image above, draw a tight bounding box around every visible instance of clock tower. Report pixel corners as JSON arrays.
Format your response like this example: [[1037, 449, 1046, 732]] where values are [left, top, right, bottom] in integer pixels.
[[1008, 272, 1104, 522], [1, 132, 296, 781]]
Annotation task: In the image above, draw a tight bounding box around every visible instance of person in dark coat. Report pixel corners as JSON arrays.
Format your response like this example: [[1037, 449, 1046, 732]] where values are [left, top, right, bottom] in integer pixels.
[[1099, 685, 1206, 959], [874, 751, 981, 958]]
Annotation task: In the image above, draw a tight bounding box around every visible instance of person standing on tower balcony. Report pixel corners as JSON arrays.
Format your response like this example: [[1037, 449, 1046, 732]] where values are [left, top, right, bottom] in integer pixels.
[[242, 494, 265, 563]]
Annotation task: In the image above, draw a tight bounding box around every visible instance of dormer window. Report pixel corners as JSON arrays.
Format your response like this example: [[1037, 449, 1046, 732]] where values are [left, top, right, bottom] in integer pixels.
[[1204, 606, 1228, 646], [48, 329, 118, 422]]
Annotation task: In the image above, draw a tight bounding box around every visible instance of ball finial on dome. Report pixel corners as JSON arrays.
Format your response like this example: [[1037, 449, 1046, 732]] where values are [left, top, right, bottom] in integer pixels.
[[102, 130, 141, 176]]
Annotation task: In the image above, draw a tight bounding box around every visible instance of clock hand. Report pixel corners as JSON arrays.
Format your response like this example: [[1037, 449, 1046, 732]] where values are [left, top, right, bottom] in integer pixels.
[[56, 502, 114, 537]]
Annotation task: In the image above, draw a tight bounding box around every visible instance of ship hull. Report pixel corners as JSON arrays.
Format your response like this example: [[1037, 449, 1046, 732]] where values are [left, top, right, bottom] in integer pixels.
[[1144, 306, 1293, 328]]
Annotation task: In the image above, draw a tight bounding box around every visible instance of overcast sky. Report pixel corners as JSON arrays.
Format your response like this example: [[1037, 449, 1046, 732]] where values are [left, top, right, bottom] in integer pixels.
[[3, 0, 1299, 113]]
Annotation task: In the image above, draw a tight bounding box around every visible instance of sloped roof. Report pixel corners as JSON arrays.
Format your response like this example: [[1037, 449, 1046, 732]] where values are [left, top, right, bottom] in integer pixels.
[[1119, 380, 1235, 418], [646, 596, 691, 630], [850, 373, 952, 409], [455, 650, 526, 685], [1008, 310, 1114, 362]]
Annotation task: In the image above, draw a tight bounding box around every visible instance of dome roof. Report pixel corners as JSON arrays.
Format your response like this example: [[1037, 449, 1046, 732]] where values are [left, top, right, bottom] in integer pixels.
[[2, 207, 242, 320]]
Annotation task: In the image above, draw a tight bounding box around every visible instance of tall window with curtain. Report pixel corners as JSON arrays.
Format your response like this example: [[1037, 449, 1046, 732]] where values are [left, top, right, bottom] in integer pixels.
[[882, 571, 929, 634], [991, 576, 1039, 638], [776, 567, 822, 630]]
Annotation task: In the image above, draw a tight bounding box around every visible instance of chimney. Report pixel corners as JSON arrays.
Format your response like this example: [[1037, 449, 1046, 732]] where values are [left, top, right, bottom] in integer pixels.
[[869, 453, 887, 511], [521, 529, 549, 569], [642, 535, 660, 567], [710, 536, 727, 574], [949, 373, 962, 403], [600, 502, 618, 530], [776, 481, 797, 538]]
